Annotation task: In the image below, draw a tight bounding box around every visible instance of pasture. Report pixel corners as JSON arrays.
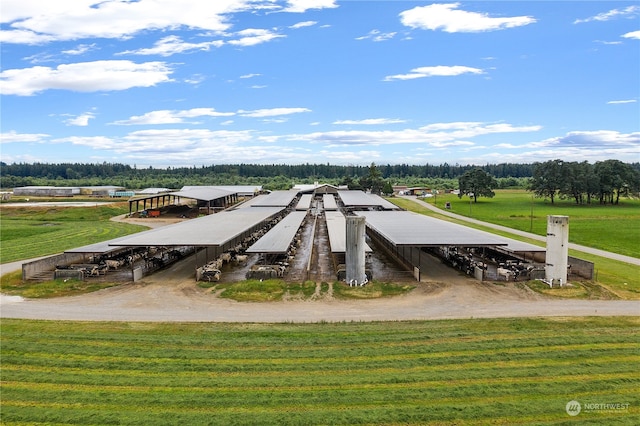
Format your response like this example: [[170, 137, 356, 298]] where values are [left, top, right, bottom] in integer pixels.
[[1, 317, 638, 425], [0, 203, 147, 264], [422, 190, 640, 258]]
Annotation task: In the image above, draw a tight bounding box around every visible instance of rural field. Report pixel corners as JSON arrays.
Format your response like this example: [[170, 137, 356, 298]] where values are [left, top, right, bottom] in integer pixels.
[[1, 317, 638, 425], [0, 202, 146, 264], [420, 190, 640, 259]]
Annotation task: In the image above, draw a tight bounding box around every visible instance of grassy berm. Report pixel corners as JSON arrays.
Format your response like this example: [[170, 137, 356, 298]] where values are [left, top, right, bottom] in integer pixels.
[[1, 317, 638, 425]]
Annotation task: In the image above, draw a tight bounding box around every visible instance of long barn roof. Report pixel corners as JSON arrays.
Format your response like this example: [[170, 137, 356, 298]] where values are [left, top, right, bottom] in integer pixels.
[[356, 211, 510, 247], [246, 211, 307, 254], [251, 190, 299, 207], [326, 211, 372, 253], [338, 190, 399, 210], [112, 207, 283, 247]]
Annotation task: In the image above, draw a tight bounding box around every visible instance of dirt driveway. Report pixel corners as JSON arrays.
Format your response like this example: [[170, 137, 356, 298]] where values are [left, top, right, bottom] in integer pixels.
[[2, 258, 638, 322]]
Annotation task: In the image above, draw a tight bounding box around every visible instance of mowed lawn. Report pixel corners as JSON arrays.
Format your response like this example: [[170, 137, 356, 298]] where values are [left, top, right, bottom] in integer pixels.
[[0, 203, 148, 264], [1, 317, 638, 425], [422, 190, 640, 259]]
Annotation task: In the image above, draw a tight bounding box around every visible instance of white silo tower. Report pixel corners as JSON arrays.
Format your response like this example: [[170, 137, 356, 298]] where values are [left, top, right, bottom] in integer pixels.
[[546, 215, 569, 286], [345, 216, 367, 286]]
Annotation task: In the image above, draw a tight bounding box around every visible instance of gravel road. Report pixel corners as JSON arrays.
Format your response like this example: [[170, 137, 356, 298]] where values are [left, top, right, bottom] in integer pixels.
[[2, 267, 638, 322]]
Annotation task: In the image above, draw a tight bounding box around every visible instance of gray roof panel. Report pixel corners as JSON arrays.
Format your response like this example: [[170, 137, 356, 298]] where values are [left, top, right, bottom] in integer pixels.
[[251, 190, 299, 207], [171, 188, 234, 202], [326, 211, 372, 253], [356, 211, 509, 247], [338, 190, 399, 210], [112, 207, 283, 247], [323, 194, 338, 210], [246, 211, 307, 253], [295, 194, 313, 210]]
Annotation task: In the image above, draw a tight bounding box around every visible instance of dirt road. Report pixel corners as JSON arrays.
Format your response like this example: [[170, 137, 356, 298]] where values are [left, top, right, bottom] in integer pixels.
[[2, 266, 638, 322]]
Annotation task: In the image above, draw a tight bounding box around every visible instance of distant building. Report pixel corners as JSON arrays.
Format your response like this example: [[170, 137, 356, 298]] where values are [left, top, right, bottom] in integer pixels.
[[13, 186, 81, 197], [293, 183, 344, 194], [80, 186, 125, 196]]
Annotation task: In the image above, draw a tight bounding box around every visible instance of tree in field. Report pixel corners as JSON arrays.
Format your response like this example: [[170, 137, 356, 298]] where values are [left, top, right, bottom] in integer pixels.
[[594, 159, 639, 205], [457, 168, 498, 203], [529, 159, 564, 204]]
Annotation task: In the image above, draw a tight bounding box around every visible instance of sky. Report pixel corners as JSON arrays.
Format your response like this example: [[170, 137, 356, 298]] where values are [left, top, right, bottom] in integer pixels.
[[1, 0, 639, 168]]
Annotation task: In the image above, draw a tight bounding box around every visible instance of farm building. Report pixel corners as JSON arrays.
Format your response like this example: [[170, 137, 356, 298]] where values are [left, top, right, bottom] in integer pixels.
[[81, 186, 125, 196], [12, 185, 129, 197], [23, 188, 593, 286], [13, 186, 81, 197]]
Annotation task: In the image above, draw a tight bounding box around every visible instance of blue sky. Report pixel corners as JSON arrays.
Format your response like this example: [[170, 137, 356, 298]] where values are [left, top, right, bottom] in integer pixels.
[[1, 0, 638, 168]]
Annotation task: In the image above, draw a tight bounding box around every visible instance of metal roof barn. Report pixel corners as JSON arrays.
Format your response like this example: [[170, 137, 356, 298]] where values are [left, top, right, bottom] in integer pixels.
[[246, 211, 307, 254], [295, 194, 313, 211], [356, 211, 510, 247], [181, 185, 262, 197], [251, 190, 299, 207], [112, 207, 283, 247], [323, 194, 338, 210], [337, 190, 399, 210], [325, 211, 372, 253], [171, 187, 234, 202]]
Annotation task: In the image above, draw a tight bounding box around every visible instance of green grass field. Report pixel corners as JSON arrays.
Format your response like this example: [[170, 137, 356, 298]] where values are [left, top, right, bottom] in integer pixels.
[[1, 317, 638, 425], [423, 190, 640, 258], [0, 203, 147, 263]]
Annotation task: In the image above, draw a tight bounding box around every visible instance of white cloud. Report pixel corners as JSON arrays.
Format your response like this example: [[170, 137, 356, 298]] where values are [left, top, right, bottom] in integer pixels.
[[530, 130, 640, 149], [184, 74, 206, 85], [54, 128, 311, 165], [238, 107, 311, 117], [574, 5, 640, 24], [384, 65, 484, 81], [283, 0, 338, 13], [112, 108, 235, 125], [290, 21, 317, 29], [0, 130, 49, 143], [240, 73, 261, 79], [400, 3, 536, 33], [228, 28, 285, 47], [0, 0, 248, 44], [607, 99, 637, 104], [64, 112, 96, 127], [622, 30, 640, 40], [62, 43, 97, 55], [319, 150, 381, 161], [0, 60, 173, 96], [119, 35, 223, 57], [289, 121, 541, 146], [334, 118, 407, 125], [356, 29, 397, 42]]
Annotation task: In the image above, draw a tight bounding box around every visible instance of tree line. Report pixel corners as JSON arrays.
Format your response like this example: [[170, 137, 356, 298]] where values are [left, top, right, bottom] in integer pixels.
[[1, 161, 536, 190], [528, 159, 640, 205], [1, 160, 638, 201]]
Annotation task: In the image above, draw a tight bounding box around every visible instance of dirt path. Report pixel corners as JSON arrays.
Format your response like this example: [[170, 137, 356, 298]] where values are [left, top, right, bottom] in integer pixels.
[[2, 270, 638, 322]]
